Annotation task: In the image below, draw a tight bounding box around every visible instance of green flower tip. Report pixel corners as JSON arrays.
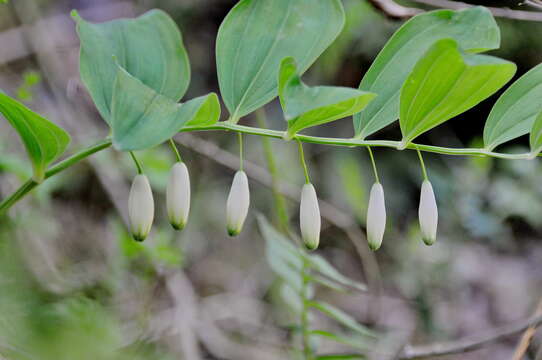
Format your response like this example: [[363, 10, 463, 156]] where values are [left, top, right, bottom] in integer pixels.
[[132, 234, 146, 242], [227, 228, 240, 237], [171, 222, 186, 231], [422, 237, 436, 246], [304, 242, 319, 251], [368, 242, 381, 251]]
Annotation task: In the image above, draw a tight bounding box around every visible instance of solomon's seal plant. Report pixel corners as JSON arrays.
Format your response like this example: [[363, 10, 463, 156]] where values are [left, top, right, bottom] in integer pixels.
[[1, 1, 541, 357], [0, 5, 541, 257]]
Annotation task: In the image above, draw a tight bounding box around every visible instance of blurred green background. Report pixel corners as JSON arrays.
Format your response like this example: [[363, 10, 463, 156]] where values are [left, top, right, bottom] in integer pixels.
[[0, 0, 542, 359]]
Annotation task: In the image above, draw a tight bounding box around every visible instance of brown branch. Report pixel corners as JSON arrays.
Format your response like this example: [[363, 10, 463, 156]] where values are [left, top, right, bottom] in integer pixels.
[[321, 314, 542, 359], [367, 0, 542, 21], [511, 299, 542, 360], [366, 0, 422, 19], [411, 0, 542, 22]]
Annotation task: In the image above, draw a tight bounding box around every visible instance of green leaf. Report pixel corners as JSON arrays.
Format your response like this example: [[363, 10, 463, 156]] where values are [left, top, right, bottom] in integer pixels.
[[307, 254, 367, 292], [0, 92, 70, 182], [529, 111, 542, 158], [353, 7, 501, 139], [73, 9, 190, 124], [258, 215, 304, 291], [483, 63, 542, 151], [310, 330, 372, 351], [399, 39, 515, 148], [315, 356, 366, 360], [216, 0, 345, 122], [111, 67, 219, 151], [308, 301, 376, 337], [279, 57, 376, 139]]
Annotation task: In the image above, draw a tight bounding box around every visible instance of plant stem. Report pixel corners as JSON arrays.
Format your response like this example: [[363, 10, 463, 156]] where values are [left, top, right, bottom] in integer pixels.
[[129, 151, 143, 174], [0, 138, 112, 217], [169, 138, 183, 163], [297, 140, 311, 184], [367, 147, 380, 184], [181, 122, 537, 160], [238, 132, 244, 171], [416, 147, 428, 181], [301, 258, 314, 360], [256, 109, 290, 233]]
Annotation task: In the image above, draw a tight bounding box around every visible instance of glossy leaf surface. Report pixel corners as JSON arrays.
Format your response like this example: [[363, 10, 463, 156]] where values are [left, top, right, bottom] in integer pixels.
[[483, 63, 542, 151], [0, 92, 70, 182], [353, 7, 500, 139], [279, 57, 375, 139], [216, 0, 345, 122], [399, 39, 515, 147]]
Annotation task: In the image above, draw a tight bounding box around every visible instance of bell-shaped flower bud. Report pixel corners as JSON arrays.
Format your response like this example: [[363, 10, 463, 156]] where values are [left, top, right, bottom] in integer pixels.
[[300, 183, 321, 250], [419, 180, 438, 246], [167, 162, 191, 230], [128, 174, 154, 242], [366, 183, 386, 251], [226, 170, 250, 236]]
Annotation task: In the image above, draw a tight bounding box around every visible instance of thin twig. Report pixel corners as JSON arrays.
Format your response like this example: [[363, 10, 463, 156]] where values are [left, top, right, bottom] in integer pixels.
[[512, 299, 542, 360], [411, 0, 542, 22], [366, 0, 422, 18]]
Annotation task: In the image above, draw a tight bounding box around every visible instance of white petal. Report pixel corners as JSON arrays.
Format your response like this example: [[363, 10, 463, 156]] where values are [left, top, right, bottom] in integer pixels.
[[167, 162, 191, 230], [419, 180, 438, 245], [300, 183, 321, 250], [226, 171, 250, 236], [366, 183, 386, 251], [128, 174, 154, 241]]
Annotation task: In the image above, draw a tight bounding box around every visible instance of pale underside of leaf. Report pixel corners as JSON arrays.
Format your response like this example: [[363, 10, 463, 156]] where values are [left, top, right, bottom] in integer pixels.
[[353, 6, 500, 139], [111, 68, 219, 151], [73, 9, 190, 124], [216, 0, 345, 122], [483, 63, 542, 151], [0, 92, 70, 182]]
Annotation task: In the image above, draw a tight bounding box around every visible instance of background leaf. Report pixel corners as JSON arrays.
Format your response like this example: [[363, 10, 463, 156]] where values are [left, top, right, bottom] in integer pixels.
[[399, 39, 516, 148], [216, 0, 345, 122], [0, 92, 70, 182], [279, 57, 375, 139], [308, 301, 376, 337], [73, 9, 190, 124], [483, 63, 542, 151], [353, 7, 500, 139], [111, 68, 219, 151], [529, 111, 542, 157]]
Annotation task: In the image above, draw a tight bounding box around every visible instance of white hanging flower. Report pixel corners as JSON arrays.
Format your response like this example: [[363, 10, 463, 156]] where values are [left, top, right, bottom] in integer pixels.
[[167, 162, 191, 230], [300, 183, 321, 250], [226, 170, 250, 236], [366, 183, 386, 251], [128, 174, 154, 242], [419, 180, 438, 245]]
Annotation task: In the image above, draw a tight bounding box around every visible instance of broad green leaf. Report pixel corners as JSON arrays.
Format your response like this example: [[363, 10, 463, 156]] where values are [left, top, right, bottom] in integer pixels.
[[111, 68, 219, 151], [216, 0, 345, 122], [307, 254, 366, 292], [353, 7, 500, 139], [0, 92, 70, 182], [483, 63, 542, 151], [399, 39, 515, 148], [529, 111, 542, 158], [308, 301, 376, 337], [279, 57, 376, 140], [258, 215, 304, 291], [73, 9, 190, 124]]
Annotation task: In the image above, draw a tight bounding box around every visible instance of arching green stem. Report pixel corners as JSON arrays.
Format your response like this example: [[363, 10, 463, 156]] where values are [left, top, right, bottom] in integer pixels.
[[416, 147, 429, 181], [367, 147, 380, 184], [169, 138, 183, 163], [129, 151, 143, 174], [297, 139, 311, 184]]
